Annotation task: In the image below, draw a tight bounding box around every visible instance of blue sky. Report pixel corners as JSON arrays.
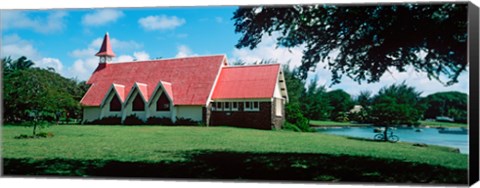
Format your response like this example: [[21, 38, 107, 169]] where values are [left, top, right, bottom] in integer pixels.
[[1, 6, 469, 97]]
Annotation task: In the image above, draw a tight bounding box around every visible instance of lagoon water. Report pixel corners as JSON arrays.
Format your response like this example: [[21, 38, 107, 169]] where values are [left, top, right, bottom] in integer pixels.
[[315, 126, 469, 154]]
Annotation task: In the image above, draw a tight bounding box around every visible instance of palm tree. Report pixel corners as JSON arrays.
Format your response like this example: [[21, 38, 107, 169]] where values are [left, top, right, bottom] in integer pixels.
[[12, 56, 35, 71], [2, 56, 35, 74]]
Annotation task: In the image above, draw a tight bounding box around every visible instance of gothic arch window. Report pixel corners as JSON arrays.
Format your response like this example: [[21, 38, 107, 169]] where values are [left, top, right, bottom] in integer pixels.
[[109, 94, 122, 111], [132, 94, 145, 111], [157, 93, 170, 111]]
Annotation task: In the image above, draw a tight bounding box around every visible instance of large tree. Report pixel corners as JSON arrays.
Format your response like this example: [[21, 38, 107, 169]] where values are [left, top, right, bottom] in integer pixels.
[[370, 83, 425, 126], [326, 89, 354, 121], [422, 91, 467, 123], [301, 76, 331, 120], [233, 3, 467, 85], [3, 67, 79, 134]]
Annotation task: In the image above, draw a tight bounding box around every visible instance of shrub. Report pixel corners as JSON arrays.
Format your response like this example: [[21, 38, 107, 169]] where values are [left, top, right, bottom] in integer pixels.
[[175, 117, 199, 125], [285, 103, 312, 132], [124, 115, 145, 125], [283, 122, 302, 132], [335, 112, 349, 122], [86, 116, 121, 125], [146, 117, 174, 125]]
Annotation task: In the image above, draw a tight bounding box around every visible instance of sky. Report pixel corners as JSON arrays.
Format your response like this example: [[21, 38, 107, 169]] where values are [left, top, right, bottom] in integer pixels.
[[0, 5, 469, 97]]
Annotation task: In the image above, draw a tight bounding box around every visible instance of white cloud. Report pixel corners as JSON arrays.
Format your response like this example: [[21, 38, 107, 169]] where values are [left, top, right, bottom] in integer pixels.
[[70, 48, 97, 59], [116, 55, 134, 62], [230, 33, 303, 67], [35, 58, 64, 72], [1, 34, 71, 78], [175, 45, 198, 58], [82, 9, 124, 26], [138, 15, 185, 31], [66, 57, 99, 81], [1, 34, 40, 59], [0, 11, 67, 33], [133, 51, 150, 61]]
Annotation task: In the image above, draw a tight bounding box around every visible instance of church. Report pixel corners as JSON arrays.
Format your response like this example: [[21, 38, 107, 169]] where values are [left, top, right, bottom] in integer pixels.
[[80, 33, 288, 130]]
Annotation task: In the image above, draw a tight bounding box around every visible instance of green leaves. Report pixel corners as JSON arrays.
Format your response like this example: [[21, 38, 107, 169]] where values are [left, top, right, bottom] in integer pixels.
[[422, 91, 467, 123], [233, 3, 467, 85], [369, 83, 424, 126], [3, 56, 89, 123]]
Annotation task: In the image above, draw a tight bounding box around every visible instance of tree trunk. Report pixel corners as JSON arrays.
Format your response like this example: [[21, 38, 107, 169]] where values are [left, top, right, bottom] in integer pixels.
[[32, 121, 37, 136], [383, 126, 388, 141]]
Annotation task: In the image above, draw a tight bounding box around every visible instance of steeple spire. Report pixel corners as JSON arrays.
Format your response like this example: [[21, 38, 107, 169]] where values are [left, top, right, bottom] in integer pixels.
[[96, 32, 115, 63]]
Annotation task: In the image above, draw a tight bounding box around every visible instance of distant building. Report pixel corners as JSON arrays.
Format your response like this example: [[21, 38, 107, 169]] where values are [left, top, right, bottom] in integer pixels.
[[349, 105, 364, 114], [80, 33, 288, 130]]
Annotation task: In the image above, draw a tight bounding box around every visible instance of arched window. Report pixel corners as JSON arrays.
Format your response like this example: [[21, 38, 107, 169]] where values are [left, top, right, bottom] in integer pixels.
[[109, 94, 122, 111], [132, 94, 145, 111], [157, 93, 170, 111]]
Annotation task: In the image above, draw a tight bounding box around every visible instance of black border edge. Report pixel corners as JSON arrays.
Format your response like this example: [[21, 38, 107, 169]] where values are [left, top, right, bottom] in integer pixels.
[[468, 1, 480, 186]]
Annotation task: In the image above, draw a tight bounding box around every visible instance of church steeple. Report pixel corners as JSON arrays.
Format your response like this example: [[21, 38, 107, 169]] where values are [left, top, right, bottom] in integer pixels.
[[95, 32, 115, 64]]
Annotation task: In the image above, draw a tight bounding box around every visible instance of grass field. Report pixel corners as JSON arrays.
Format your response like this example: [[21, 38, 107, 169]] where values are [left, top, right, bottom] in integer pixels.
[[2, 125, 468, 183]]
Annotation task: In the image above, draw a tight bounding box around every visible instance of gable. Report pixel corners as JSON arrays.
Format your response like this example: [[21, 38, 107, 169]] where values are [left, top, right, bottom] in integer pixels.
[[80, 55, 225, 106]]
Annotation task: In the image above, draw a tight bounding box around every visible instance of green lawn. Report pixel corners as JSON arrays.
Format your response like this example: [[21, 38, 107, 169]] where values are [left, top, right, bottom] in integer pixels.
[[1, 125, 468, 183], [419, 121, 468, 128], [309, 120, 371, 127]]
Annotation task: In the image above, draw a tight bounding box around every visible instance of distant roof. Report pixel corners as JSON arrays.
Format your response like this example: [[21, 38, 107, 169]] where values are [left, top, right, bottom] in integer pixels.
[[212, 64, 281, 100], [80, 55, 226, 106]]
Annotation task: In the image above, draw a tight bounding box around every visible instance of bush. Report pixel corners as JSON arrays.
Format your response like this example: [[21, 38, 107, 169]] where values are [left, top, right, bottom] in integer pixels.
[[283, 122, 302, 132], [86, 116, 121, 125], [146, 117, 174, 125], [175, 117, 199, 125], [124, 115, 145, 125], [285, 103, 312, 132], [335, 112, 349, 122]]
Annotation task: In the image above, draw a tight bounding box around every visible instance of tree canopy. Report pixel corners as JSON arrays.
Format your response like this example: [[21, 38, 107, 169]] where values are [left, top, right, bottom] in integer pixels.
[[233, 3, 467, 85], [422, 91, 467, 123], [369, 83, 425, 126], [326, 89, 354, 121], [3, 56, 89, 132]]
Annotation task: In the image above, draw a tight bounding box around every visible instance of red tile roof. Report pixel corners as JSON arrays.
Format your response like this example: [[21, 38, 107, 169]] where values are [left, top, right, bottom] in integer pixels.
[[136, 82, 149, 101], [95, 33, 116, 57], [80, 55, 226, 106], [113, 84, 126, 102], [160, 81, 174, 103], [212, 64, 280, 100]]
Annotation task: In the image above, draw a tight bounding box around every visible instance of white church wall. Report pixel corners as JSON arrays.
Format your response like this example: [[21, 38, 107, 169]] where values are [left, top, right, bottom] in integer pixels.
[[175, 106, 203, 122]]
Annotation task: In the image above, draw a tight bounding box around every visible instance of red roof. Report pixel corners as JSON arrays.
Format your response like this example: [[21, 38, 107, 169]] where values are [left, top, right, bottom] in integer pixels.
[[95, 33, 116, 57], [160, 81, 174, 103], [212, 64, 280, 100], [136, 82, 149, 101], [80, 55, 226, 106], [113, 84, 126, 102]]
